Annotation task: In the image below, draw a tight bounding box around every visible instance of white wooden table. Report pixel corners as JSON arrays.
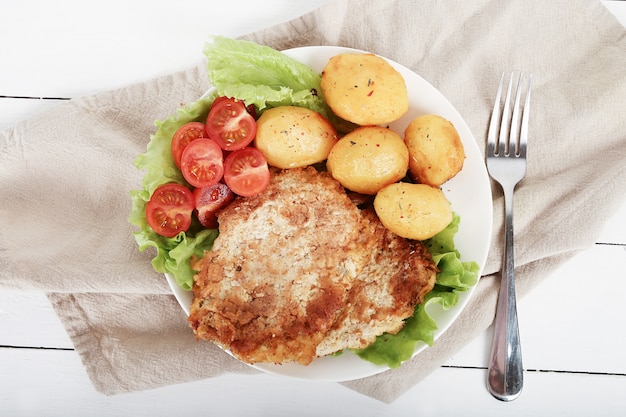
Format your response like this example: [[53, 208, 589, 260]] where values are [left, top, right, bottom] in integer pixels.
[[1, 1, 625, 415]]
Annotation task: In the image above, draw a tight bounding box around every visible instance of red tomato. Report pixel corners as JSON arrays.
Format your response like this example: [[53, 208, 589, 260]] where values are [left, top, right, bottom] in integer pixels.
[[146, 183, 194, 238], [205, 97, 257, 151], [171, 122, 206, 168], [180, 139, 224, 188], [210, 95, 231, 110], [193, 183, 235, 229], [223, 147, 270, 197]]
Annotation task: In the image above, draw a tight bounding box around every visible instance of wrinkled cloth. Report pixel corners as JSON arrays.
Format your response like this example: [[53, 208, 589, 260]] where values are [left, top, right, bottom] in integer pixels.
[[1, 0, 625, 403]]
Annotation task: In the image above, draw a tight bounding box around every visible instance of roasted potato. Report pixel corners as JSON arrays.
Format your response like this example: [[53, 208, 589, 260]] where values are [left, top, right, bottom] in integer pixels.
[[321, 53, 408, 126], [404, 114, 465, 187], [373, 182, 452, 240], [255, 106, 338, 169], [327, 126, 409, 195]]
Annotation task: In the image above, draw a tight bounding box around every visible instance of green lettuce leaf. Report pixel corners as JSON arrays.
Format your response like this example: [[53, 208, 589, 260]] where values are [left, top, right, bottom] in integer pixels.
[[204, 36, 328, 117], [354, 215, 479, 367], [166, 229, 219, 290]]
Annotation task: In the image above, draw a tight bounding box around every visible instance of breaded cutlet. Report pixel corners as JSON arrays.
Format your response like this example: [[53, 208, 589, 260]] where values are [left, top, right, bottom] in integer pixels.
[[188, 166, 436, 365]]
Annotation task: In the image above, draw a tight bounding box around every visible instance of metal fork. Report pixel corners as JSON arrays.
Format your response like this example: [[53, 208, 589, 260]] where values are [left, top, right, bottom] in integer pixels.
[[486, 71, 532, 402]]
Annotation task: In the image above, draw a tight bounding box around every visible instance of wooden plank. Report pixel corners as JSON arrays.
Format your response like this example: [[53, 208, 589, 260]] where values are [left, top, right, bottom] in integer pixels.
[[0, 98, 67, 133], [1, 347, 625, 416], [0, 291, 73, 349], [517, 243, 626, 374], [0, 0, 331, 97]]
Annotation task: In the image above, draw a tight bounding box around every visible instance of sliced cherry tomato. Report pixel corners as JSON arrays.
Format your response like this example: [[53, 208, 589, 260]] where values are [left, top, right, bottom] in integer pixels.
[[223, 147, 270, 197], [205, 97, 257, 151], [146, 183, 194, 238], [211, 96, 256, 118], [210, 95, 231, 110], [171, 122, 206, 168], [180, 138, 224, 188], [193, 183, 235, 229]]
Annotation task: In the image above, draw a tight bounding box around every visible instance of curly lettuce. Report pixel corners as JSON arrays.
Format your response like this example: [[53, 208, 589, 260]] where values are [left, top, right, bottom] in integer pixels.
[[205, 36, 328, 117]]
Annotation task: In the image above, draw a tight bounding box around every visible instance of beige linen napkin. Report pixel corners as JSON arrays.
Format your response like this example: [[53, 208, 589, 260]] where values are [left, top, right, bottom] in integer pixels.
[[1, 0, 625, 403]]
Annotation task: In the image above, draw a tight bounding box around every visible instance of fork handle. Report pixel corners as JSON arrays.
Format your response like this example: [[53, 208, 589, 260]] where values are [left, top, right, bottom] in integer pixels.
[[487, 186, 523, 401]]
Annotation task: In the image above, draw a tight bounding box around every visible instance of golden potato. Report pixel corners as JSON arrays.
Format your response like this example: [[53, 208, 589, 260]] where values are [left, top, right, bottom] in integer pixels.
[[326, 126, 408, 195], [321, 53, 408, 126], [404, 114, 465, 187], [374, 182, 452, 241], [255, 106, 338, 169]]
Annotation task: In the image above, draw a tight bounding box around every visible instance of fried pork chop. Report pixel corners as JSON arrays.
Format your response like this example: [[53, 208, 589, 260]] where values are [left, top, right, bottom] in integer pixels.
[[188, 167, 437, 365]]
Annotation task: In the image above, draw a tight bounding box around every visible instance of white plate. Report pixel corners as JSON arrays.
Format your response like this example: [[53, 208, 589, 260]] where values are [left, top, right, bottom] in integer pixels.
[[166, 45, 493, 382]]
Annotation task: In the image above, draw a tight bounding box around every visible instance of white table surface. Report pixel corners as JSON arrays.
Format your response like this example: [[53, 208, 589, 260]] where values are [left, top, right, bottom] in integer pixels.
[[1, 1, 625, 416]]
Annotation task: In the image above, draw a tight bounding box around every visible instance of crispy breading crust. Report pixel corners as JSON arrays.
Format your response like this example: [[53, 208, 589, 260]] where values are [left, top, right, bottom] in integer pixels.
[[188, 167, 437, 365], [316, 208, 437, 356]]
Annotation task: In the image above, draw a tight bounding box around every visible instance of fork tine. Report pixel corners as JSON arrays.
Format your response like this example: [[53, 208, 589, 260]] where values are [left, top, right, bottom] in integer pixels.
[[509, 72, 532, 157], [518, 73, 532, 158], [499, 73, 515, 156], [487, 73, 505, 156], [489, 72, 533, 158], [509, 73, 524, 156]]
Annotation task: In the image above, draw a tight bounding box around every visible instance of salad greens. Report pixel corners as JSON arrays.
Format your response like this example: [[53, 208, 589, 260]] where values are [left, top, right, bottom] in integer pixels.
[[205, 36, 329, 118], [129, 36, 478, 368]]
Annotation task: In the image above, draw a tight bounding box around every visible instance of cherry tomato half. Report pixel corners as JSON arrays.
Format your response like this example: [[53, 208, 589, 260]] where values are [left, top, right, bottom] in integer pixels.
[[223, 147, 270, 197], [209, 95, 231, 110], [205, 97, 257, 151], [146, 183, 194, 238], [180, 138, 224, 188], [171, 122, 206, 168], [193, 183, 235, 229]]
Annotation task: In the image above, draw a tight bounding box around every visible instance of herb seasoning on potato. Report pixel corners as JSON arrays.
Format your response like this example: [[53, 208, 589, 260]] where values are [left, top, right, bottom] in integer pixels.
[[321, 53, 408, 126], [404, 114, 465, 187], [327, 126, 409, 195], [255, 106, 338, 169], [374, 182, 453, 240]]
